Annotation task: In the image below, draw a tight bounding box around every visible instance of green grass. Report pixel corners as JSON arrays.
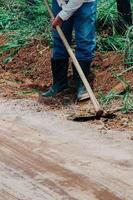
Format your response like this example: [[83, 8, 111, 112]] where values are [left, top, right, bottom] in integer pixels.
[[97, 0, 133, 53], [124, 25, 133, 66], [97, 0, 118, 32], [99, 88, 133, 113], [99, 73, 133, 113], [0, 0, 52, 62], [97, 0, 133, 70], [0, 0, 132, 60], [0, 0, 133, 113]]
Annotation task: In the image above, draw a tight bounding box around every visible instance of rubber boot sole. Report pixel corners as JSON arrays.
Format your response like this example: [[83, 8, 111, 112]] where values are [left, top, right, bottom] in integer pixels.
[[77, 92, 90, 102]]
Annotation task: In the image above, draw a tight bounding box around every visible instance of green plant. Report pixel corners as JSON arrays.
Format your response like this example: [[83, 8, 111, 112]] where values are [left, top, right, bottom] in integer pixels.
[[0, 0, 52, 62], [97, 0, 118, 33], [121, 89, 133, 113], [97, 0, 123, 51], [124, 25, 133, 66], [97, 0, 133, 69], [97, 33, 126, 51], [99, 73, 133, 113], [99, 90, 119, 105], [0, 0, 132, 68]]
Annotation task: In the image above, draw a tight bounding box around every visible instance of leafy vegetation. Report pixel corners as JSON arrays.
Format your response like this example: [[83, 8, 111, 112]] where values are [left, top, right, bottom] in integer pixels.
[[0, 0, 132, 51], [96, 0, 133, 113], [0, 0, 51, 62], [0, 0, 132, 59], [99, 88, 133, 113], [99, 74, 133, 113], [97, 0, 133, 54], [0, 0, 133, 112], [124, 25, 133, 66]]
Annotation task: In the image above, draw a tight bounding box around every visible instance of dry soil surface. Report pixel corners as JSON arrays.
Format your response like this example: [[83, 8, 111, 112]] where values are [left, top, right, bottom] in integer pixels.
[[0, 98, 133, 200]]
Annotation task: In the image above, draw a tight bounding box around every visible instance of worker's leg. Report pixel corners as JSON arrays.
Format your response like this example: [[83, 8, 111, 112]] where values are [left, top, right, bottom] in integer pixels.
[[42, 0, 73, 97], [116, 0, 132, 26], [52, 0, 73, 60], [73, 1, 96, 101]]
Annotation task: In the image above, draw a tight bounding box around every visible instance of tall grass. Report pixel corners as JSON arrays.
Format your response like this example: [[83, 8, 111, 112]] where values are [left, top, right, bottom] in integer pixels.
[[97, 0, 130, 51], [97, 0, 133, 112], [97, 0, 133, 66], [0, 0, 133, 112], [124, 25, 133, 66], [0, 0, 52, 62], [0, 0, 132, 64]]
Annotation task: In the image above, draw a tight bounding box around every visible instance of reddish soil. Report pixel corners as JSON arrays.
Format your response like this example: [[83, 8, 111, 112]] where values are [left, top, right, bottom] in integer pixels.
[[0, 34, 133, 130], [0, 37, 51, 97], [93, 52, 133, 92]]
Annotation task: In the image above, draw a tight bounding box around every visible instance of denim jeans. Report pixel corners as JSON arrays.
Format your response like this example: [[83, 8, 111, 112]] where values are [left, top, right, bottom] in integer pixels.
[[52, 0, 97, 61]]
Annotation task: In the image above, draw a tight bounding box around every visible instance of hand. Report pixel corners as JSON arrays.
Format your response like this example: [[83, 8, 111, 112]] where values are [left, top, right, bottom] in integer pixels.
[[52, 16, 63, 29]]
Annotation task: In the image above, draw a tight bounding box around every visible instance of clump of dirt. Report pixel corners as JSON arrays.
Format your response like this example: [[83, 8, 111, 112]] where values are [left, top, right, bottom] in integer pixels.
[[93, 52, 133, 93], [92, 52, 133, 131], [0, 35, 133, 131], [0, 37, 52, 98], [0, 34, 7, 46]]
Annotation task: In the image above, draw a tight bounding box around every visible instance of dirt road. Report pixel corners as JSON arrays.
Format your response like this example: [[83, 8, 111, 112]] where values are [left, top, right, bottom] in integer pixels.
[[0, 98, 133, 200]]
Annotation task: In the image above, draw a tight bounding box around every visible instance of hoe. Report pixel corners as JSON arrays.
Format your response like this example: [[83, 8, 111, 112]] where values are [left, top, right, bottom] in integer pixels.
[[44, 0, 111, 120]]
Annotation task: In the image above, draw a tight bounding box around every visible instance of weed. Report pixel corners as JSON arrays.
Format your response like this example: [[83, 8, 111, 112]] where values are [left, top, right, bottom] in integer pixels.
[[0, 0, 52, 61], [0, 0, 132, 64], [99, 90, 119, 105], [97, 0, 133, 71], [124, 25, 133, 66], [99, 74, 133, 113], [97, 0, 118, 33]]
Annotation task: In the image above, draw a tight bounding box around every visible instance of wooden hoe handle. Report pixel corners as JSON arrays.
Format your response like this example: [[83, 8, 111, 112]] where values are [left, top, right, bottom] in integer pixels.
[[44, 0, 103, 116]]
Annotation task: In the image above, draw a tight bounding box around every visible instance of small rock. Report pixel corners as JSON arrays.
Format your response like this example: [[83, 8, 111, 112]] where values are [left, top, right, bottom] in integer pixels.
[[130, 136, 133, 140], [112, 82, 129, 94], [121, 118, 129, 127], [64, 96, 71, 105], [36, 108, 41, 112]]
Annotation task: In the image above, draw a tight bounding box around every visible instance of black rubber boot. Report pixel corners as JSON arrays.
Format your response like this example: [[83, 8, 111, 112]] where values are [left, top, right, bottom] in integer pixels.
[[116, 0, 132, 26], [73, 60, 95, 102], [116, 0, 132, 32], [42, 58, 69, 97]]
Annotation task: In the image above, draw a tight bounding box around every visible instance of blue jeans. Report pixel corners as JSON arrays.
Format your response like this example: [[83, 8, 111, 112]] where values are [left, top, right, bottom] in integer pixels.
[[52, 0, 97, 61]]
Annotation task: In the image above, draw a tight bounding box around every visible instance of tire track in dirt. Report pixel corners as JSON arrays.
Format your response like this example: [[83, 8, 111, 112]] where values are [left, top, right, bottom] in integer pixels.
[[0, 191, 19, 200], [0, 132, 122, 200]]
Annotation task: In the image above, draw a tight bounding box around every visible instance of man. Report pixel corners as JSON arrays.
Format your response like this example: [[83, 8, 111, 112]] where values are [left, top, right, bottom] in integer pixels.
[[116, 0, 132, 31], [42, 0, 97, 101]]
